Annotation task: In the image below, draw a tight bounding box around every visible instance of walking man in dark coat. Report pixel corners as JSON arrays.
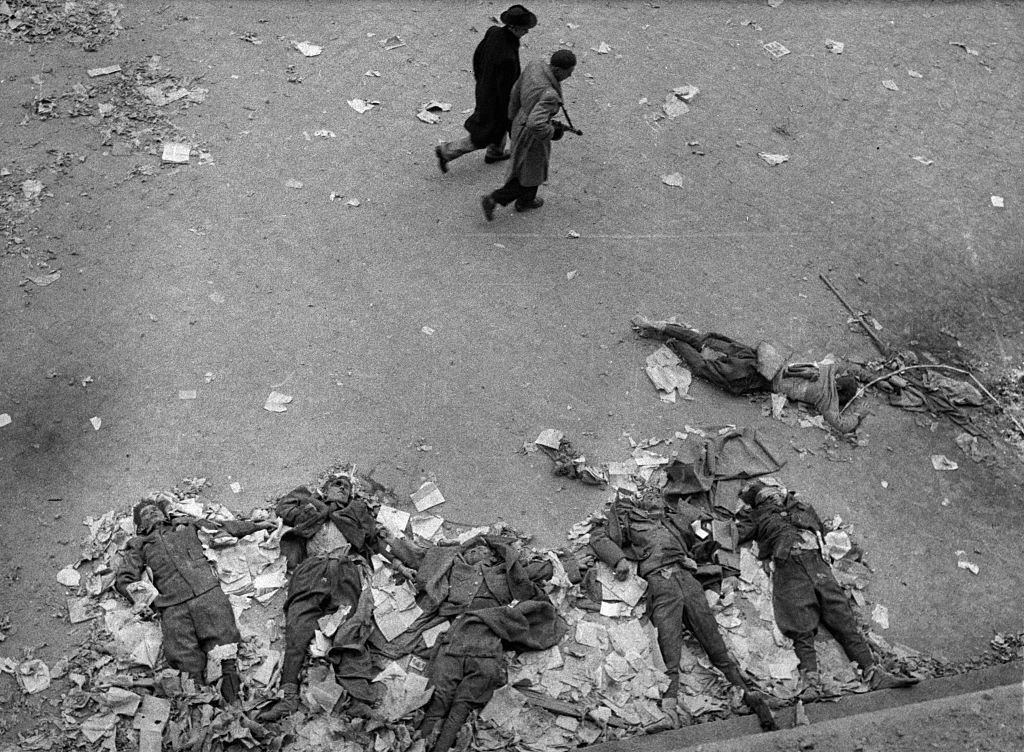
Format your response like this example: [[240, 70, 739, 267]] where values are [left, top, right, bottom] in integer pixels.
[[481, 49, 576, 219], [435, 5, 537, 173]]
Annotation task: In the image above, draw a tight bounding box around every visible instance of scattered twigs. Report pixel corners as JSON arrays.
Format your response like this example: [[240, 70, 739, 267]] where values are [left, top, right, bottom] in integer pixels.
[[840, 363, 1024, 436]]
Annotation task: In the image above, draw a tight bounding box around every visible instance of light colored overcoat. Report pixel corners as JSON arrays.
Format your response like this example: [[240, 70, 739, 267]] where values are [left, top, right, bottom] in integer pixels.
[[507, 60, 563, 187]]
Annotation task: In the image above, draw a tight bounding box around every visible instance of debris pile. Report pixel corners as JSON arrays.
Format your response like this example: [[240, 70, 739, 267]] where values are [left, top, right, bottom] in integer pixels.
[[30, 57, 207, 160], [0, 0, 124, 50]]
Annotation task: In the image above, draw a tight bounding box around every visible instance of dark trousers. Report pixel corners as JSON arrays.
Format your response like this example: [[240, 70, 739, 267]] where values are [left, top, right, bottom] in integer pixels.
[[160, 587, 242, 676], [646, 567, 745, 697], [422, 650, 505, 752], [773, 551, 873, 673], [490, 176, 538, 207], [280, 557, 361, 686]]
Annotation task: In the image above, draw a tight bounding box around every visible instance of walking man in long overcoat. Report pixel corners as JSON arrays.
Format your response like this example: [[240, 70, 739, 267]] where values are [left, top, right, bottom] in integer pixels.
[[435, 5, 537, 173], [482, 49, 576, 219]]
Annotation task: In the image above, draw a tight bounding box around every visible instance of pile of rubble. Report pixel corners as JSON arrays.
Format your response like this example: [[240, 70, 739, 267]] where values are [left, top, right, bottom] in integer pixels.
[[0, 0, 124, 50]]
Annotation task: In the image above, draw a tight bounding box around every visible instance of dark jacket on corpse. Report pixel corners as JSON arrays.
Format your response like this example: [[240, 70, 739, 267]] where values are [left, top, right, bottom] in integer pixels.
[[115, 517, 263, 609], [464, 25, 522, 147]]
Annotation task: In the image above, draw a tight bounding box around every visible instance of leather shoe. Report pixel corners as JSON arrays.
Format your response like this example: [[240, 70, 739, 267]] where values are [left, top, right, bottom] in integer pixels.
[[481, 195, 496, 221], [742, 690, 778, 731], [514, 198, 544, 212], [434, 145, 449, 174], [866, 666, 919, 690], [484, 152, 510, 163]]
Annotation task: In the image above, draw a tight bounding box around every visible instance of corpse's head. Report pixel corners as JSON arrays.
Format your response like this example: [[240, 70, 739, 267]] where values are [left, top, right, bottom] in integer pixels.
[[739, 482, 784, 508], [322, 476, 353, 504], [463, 543, 495, 566], [133, 498, 168, 532]]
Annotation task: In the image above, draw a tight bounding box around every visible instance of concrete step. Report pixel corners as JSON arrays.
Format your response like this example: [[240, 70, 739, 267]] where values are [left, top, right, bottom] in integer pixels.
[[586, 661, 1022, 752]]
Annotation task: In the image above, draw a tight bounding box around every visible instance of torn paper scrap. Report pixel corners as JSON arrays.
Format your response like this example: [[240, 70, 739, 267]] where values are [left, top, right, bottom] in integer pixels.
[[81, 712, 117, 742], [0, 413, 10, 428], [931, 454, 958, 471], [534, 428, 564, 449], [25, 270, 61, 287], [596, 562, 647, 607], [871, 604, 889, 629], [56, 566, 81, 587], [317, 605, 351, 638], [957, 558, 980, 575], [416, 109, 440, 124], [89, 416, 102, 430], [591, 42, 611, 54], [825, 39, 844, 54], [377, 505, 411, 536], [161, 142, 191, 163], [178, 389, 197, 400], [102, 687, 142, 716], [824, 530, 852, 560], [347, 99, 376, 114], [292, 40, 322, 56], [991, 195, 1004, 208], [264, 391, 293, 412], [410, 482, 445, 512], [574, 621, 608, 649], [87, 64, 122, 77], [758, 152, 789, 166], [410, 513, 444, 541], [763, 41, 791, 58], [421, 621, 450, 648], [16, 659, 50, 694], [644, 345, 691, 400], [882, 79, 899, 91]]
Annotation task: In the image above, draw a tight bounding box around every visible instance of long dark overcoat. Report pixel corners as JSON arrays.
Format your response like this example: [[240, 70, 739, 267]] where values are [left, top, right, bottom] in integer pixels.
[[464, 26, 522, 147], [507, 60, 563, 187]]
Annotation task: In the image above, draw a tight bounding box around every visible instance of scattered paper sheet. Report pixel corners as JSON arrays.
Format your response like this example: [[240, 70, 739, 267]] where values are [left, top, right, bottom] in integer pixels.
[[574, 621, 608, 649], [882, 79, 899, 91], [758, 152, 789, 166], [421, 621, 450, 648], [102, 687, 142, 716], [293, 40, 322, 56], [56, 566, 81, 587], [661, 94, 689, 118], [957, 559, 980, 575], [87, 64, 122, 77], [410, 513, 444, 541], [931, 454, 958, 471], [381, 35, 406, 50], [285, 178, 304, 189], [0, 413, 10, 428], [871, 603, 889, 629], [534, 429, 564, 449], [824, 39, 844, 54], [644, 345, 691, 400], [161, 142, 191, 163], [416, 109, 440, 124], [89, 416, 102, 430], [16, 659, 50, 694], [25, 270, 61, 286], [410, 482, 445, 512], [591, 42, 611, 54], [264, 391, 293, 412], [596, 562, 647, 607], [763, 41, 791, 58], [347, 99, 376, 114], [991, 195, 1004, 208], [377, 505, 410, 536], [913, 155, 934, 166], [81, 712, 118, 742]]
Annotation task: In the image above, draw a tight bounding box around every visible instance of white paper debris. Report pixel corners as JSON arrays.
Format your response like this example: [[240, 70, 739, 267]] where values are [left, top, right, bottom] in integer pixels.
[[229, 482, 242, 494], [763, 41, 791, 58], [410, 482, 446, 512], [90, 416, 102, 431], [421, 621, 450, 648], [991, 195, 1004, 208], [408, 514, 444, 541], [416, 109, 441, 124], [0, 413, 10, 428], [56, 566, 81, 587], [931, 454, 958, 471], [913, 156, 934, 166], [825, 39, 844, 54], [591, 42, 611, 54], [882, 79, 900, 91], [661, 172, 684, 187], [871, 604, 889, 629], [17, 659, 50, 694], [758, 152, 789, 166], [24, 270, 62, 287], [347, 99, 376, 114], [285, 179, 304, 189], [178, 390, 197, 400], [644, 345, 692, 400], [292, 40, 322, 56], [21, 179, 44, 199], [957, 559, 980, 575], [377, 505, 410, 536], [161, 143, 191, 163], [263, 391, 293, 413], [87, 64, 122, 77], [534, 429, 564, 450]]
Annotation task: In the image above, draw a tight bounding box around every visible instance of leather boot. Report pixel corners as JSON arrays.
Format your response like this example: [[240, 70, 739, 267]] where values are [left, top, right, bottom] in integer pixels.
[[259, 682, 300, 721]]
